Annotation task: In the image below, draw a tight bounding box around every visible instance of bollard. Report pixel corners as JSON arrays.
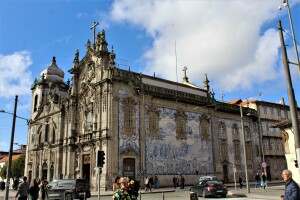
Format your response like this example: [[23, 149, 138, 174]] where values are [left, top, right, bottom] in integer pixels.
[[139, 191, 142, 200], [162, 192, 165, 200], [190, 192, 198, 200]]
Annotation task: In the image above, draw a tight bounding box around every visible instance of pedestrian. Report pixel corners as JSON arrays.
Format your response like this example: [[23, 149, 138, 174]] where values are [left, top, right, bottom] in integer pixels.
[[39, 179, 48, 200], [261, 173, 267, 190], [144, 176, 149, 192], [154, 176, 159, 189], [1, 181, 5, 190], [28, 179, 39, 200], [14, 176, 29, 200], [280, 169, 300, 200], [180, 175, 185, 189], [148, 176, 154, 192], [14, 178, 20, 190], [113, 176, 121, 192], [255, 173, 260, 188], [238, 176, 243, 189], [172, 176, 177, 189]]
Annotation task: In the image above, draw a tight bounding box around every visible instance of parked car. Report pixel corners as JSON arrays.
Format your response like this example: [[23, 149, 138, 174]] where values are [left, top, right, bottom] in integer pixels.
[[190, 180, 227, 198], [47, 179, 91, 200], [199, 175, 221, 182]]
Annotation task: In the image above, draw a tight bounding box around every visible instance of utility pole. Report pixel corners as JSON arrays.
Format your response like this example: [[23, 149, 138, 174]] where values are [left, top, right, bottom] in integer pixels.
[[278, 20, 300, 174], [4, 95, 18, 200], [240, 106, 250, 193]]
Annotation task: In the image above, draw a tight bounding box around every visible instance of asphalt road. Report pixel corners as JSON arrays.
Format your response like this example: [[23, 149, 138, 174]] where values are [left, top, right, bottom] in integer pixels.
[[0, 184, 285, 200]]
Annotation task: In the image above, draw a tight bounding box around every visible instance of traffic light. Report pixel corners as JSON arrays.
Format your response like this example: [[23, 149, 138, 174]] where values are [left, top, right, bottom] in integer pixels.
[[97, 150, 105, 168], [295, 160, 298, 168]]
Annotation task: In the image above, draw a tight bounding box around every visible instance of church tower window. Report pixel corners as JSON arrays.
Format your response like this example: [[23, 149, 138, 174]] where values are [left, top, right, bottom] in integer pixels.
[[45, 124, 49, 143], [52, 127, 55, 144], [34, 95, 38, 112]]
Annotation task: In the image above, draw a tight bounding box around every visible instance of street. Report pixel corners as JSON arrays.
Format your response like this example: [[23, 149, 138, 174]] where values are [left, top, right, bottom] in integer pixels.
[[0, 185, 285, 200]]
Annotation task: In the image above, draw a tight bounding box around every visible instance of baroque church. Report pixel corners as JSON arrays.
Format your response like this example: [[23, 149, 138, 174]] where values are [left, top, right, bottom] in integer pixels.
[[25, 29, 272, 190]]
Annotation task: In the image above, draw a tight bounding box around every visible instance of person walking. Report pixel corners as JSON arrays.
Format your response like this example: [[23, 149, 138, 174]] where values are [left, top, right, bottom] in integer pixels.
[[238, 177, 243, 189], [254, 173, 260, 188], [154, 176, 159, 189], [180, 175, 185, 189], [39, 180, 48, 200], [280, 169, 300, 200], [14, 176, 29, 200], [173, 176, 177, 189], [28, 179, 39, 200], [261, 173, 267, 190]]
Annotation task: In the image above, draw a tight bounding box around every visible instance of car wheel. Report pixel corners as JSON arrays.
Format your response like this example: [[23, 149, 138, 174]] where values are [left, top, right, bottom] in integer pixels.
[[221, 194, 226, 198], [65, 193, 73, 200]]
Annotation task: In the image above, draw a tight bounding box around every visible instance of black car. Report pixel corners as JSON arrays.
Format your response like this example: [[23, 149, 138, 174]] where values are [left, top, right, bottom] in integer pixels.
[[47, 179, 91, 200], [190, 180, 227, 198]]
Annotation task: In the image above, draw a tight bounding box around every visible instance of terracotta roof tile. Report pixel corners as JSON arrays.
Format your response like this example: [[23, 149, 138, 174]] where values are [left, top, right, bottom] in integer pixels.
[[0, 154, 22, 163]]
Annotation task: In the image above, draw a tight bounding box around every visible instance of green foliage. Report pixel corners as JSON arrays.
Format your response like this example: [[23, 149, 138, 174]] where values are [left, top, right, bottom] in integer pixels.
[[12, 154, 25, 178], [0, 162, 7, 179]]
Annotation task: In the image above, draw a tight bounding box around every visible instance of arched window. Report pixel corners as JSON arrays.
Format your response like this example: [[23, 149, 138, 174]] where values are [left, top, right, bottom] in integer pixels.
[[34, 95, 38, 112], [52, 127, 55, 144], [45, 124, 49, 142]]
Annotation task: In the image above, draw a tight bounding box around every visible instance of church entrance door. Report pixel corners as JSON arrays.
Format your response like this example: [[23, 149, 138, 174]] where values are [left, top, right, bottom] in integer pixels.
[[82, 155, 90, 182], [123, 158, 135, 178]]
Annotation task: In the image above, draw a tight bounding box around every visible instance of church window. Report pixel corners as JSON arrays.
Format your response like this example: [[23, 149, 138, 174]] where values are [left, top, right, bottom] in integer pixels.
[[148, 111, 159, 137], [52, 128, 55, 144], [220, 139, 228, 161], [122, 98, 136, 137], [200, 116, 210, 141], [246, 142, 252, 160], [244, 127, 250, 141], [86, 111, 92, 131], [31, 133, 35, 144], [218, 122, 227, 141], [45, 124, 49, 143], [53, 94, 59, 104], [34, 95, 38, 112], [124, 107, 133, 128], [175, 110, 187, 140], [233, 140, 241, 161], [232, 124, 239, 140]]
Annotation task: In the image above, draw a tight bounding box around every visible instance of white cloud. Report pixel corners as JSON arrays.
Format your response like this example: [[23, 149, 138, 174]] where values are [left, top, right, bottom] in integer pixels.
[[0, 51, 33, 98], [109, 0, 300, 94]]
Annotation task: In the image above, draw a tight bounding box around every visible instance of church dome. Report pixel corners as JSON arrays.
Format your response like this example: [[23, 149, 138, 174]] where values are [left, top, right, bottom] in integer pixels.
[[40, 57, 65, 82]]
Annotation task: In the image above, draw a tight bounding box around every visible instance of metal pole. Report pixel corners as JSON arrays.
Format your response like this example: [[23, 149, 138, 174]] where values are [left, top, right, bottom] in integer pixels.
[[162, 192, 165, 200], [278, 20, 300, 174], [285, 0, 300, 74], [4, 95, 18, 200], [240, 106, 250, 193], [98, 167, 101, 200], [233, 166, 237, 191]]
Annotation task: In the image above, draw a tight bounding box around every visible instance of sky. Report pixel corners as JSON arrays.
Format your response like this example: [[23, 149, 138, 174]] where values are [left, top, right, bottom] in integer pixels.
[[0, 0, 300, 151]]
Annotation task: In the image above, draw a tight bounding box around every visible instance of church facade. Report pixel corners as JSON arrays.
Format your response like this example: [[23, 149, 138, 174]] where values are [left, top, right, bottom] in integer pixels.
[[25, 30, 270, 190]]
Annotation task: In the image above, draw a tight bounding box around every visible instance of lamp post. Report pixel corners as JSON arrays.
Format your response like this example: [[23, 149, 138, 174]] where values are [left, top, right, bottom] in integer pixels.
[[240, 105, 250, 193], [279, 0, 300, 74]]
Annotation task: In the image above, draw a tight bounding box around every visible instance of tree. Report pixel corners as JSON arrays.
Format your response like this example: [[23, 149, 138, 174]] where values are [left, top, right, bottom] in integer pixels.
[[11, 154, 25, 179], [0, 162, 7, 179]]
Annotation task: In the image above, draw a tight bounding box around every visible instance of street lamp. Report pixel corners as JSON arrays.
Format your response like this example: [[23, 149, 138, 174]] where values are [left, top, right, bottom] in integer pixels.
[[240, 105, 250, 193], [279, 0, 300, 74]]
